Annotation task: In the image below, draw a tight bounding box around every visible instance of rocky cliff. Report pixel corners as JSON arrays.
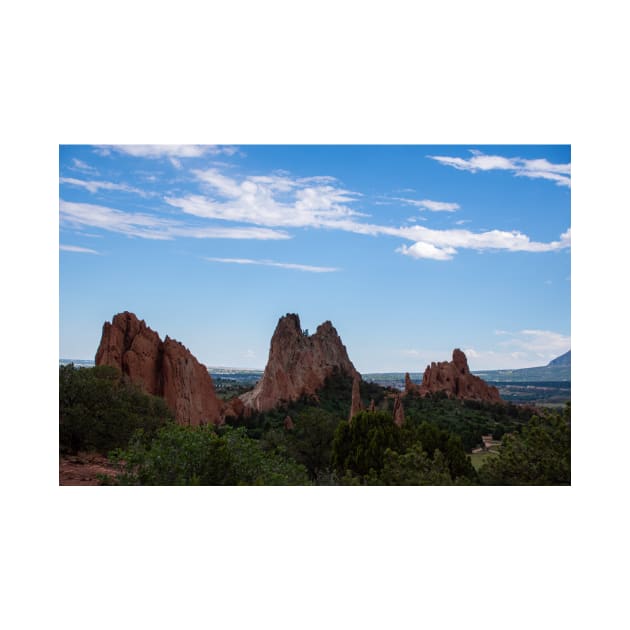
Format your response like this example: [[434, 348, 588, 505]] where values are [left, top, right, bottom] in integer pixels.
[[95, 311, 223, 426], [240, 313, 360, 413], [406, 348, 502, 403]]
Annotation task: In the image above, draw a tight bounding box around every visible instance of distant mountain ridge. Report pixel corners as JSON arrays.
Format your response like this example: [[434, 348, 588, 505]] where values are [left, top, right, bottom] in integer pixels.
[[548, 350, 571, 367], [473, 350, 570, 383]]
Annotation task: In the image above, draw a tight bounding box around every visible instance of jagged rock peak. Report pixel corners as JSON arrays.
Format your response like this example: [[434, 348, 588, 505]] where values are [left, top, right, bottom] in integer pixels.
[[452, 348, 470, 374], [95, 311, 223, 426], [405, 348, 502, 404], [240, 313, 360, 414]]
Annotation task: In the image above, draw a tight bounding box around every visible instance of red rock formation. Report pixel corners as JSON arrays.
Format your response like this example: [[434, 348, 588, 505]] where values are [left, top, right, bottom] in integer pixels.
[[392, 394, 405, 427], [240, 313, 360, 414], [404, 372, 415, 395], [222, 397, 245, 422], [368, 399, 376, 412], [95, 311, 223, 426], [349, 374, 363, 423], [284, 415, 295, 430], [407, 348, 501, 403]]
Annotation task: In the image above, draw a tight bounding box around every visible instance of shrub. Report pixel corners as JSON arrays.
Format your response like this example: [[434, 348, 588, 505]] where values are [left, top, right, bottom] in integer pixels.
[[113, 425, 310, 485], [59, 364, 173, 455]]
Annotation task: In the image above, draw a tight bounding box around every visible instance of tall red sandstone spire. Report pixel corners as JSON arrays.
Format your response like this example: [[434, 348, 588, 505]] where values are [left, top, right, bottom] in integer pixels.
[[392, 394, 405, 427], [240, 313, 360, 414], [95, 311, 223, 426], [349, 374, 363, 423]]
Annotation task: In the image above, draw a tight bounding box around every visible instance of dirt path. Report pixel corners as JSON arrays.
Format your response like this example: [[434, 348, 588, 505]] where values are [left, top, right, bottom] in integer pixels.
[[59, 452, 120, 485]]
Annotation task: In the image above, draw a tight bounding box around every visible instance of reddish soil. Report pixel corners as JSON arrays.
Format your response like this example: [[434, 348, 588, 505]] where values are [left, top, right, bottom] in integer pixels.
[[59, 452, 121, 486]]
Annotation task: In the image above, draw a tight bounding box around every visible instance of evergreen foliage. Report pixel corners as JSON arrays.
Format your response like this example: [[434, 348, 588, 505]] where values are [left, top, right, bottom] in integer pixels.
[[478, 405, 571, 485], [113, 424, 310, 485], [332, 411, 403, 477], [59, 364, 173, 455]]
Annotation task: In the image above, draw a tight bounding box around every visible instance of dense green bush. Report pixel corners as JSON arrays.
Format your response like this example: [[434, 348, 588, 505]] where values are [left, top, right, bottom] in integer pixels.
[[403, 421, 477, 481], [113, 424, 310, 485], [402, 391, 531, 451], [478, 407, 570, 485], [59, 364, 173, 455], [332, 411, 403, 478], [368, 445, 454, 485], [262, 407, 341, 480]]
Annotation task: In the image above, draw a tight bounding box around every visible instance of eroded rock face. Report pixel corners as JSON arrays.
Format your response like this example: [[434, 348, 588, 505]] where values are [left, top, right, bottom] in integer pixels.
[[95, 311, 223, 426], [349, 374, 363, 422], [406, 348, 501, 403], [404, 372, 415, 395], [240, 313, 360, 414]]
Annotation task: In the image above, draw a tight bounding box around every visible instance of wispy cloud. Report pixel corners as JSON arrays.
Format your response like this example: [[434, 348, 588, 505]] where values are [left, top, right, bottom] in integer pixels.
[[70, 158, 98, 174], [164, 168, 571, 261], [205, 257, 340, 273], [108, 145, 239, 159], [59, 244, 100, 254], [166, 168, 363, 228], [462, 329, 569, 369], [493, 329, 570, 360], [338, 221, 571, 260], [59, 200, 290, 241], [60, 177, 150, 197], [60, 159, 570, 262], [428, 149, 571, 187], [394, 197, 461, 212]]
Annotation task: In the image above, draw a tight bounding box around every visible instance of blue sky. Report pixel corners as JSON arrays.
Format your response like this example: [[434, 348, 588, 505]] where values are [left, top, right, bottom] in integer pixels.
[[59, 145, 570, 372]]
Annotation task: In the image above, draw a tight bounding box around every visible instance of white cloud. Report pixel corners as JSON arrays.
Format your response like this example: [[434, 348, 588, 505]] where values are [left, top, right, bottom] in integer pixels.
[[490, 329, 571, 364], [108, 145, 239, 159], [164, 167, 570, 261], [60, 177, 150, 197], [395, 197, 461, 212], [396, 242, 457, 261], [392, 223, 571, 255], [205, 257, 340, 273], [460, 329, 570, 370], [428, 150, 571, 187], [59, 244, 100, 254], [61, 162, 570, 262], [59, 200, 290, 241], [166, 168, 363, 229], [401, 349, 421, 357], [71, 158, 98, 174]]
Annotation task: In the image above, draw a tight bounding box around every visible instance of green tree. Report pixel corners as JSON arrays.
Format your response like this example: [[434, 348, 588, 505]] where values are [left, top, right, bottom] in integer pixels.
[[332, 411, 403, 478], [406, 421, 477, 481], [113, 425, 310, 485], [478, 410, 570, 485], [368, 445, 454, 485], [284, 407, 340, 479], [59, 364, 173, 454]]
